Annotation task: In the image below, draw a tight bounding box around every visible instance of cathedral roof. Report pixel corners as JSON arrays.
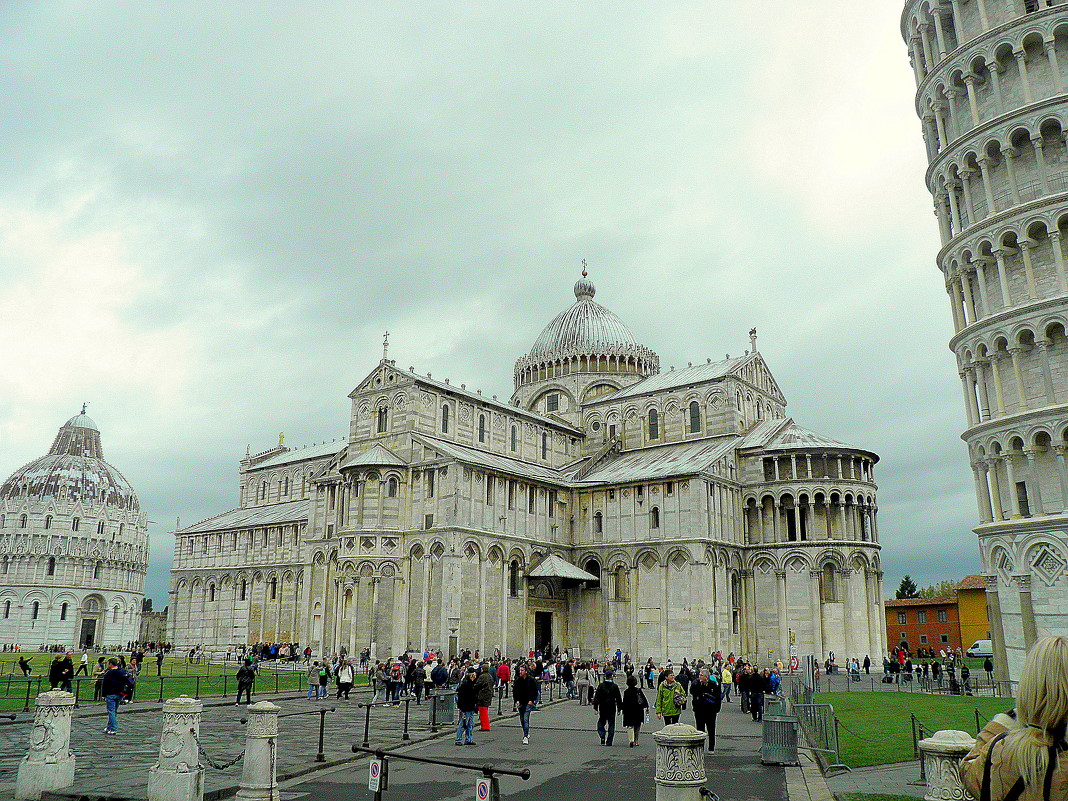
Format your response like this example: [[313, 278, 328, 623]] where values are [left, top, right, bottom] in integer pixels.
[[413, 434, 566, 485], [343, 444, 406, 469], [593, 355, 752, 403], [177, 498, 308, 534], [0, 410, 140, 511], [762, 422, 875, 456], [522, 274, 658, 365], [574, 437, 736, 485], [528, 553, 598, 582], [253, 441, 345, 470]]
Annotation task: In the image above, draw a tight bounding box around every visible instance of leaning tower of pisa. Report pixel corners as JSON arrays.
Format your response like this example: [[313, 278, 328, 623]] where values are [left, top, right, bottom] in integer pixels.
[[902, 0, 1068, 683]]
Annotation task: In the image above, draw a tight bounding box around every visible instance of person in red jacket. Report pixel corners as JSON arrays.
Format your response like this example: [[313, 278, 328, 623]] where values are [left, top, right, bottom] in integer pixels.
[[496, 660, 511, 688]]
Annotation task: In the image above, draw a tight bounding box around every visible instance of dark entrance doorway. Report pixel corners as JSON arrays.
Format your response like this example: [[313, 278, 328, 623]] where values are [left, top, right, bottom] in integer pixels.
[[79, 618, 97, 648], [534, 611, 552, 654]]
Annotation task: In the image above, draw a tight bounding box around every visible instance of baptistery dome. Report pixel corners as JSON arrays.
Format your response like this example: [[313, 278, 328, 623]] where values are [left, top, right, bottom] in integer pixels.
[[0, 411, 140, 511], [0, 410, 147, 649]]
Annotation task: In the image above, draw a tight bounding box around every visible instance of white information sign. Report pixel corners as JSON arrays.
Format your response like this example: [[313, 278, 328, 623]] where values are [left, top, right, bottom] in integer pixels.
[[476, 778, 491, 801]]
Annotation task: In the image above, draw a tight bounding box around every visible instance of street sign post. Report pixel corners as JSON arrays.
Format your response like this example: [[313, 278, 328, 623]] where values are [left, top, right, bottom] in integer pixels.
[[369, 758, 388, 795]]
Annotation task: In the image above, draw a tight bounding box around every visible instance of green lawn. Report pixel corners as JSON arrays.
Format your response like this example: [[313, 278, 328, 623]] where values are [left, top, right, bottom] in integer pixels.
[[816, 691, 1010, 768], [0, 652, 368, 711]]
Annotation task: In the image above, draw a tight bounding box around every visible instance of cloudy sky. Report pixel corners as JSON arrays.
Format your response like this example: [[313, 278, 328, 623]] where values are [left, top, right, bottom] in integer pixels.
[[0, 1, 977, 606]]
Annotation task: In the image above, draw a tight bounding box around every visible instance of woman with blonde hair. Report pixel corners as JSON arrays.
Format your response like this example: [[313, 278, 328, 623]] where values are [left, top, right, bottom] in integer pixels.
[[960, 635, 1067, 800]]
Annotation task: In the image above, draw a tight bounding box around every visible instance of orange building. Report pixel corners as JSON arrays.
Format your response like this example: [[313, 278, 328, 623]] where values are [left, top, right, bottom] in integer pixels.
[[956, 575, 991, 652], [885, 597, 961, 654]]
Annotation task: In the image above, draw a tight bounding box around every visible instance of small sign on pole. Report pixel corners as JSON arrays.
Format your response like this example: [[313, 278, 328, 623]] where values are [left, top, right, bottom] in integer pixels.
[[476, 776, 498, 801], [369, 758, 387, 792]]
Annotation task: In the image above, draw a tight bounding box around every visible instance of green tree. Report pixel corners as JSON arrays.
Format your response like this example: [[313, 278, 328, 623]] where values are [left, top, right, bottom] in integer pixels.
[[896, 575, 919, 599], [919, 579, 959, 598], [142, 597, 153, 612]]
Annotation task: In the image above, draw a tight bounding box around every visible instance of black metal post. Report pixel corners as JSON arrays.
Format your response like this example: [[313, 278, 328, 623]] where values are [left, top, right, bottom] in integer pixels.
[[195, 676, 200, 698], [362, 702, 372, 748], [275, 672, 279, 694], [497, 684, 503, 716], [23, 679, 32, 712], [73, 678, 81, 709], [223, 675, 228, 698], [158, 675, 165, 702], [6, 673, 11, 697], [974, 709, 981, 735], [430, 691, 438, 733], [402, 697, 410, 741], [35, 677, 41, 696], [316, 708, 327, 761]]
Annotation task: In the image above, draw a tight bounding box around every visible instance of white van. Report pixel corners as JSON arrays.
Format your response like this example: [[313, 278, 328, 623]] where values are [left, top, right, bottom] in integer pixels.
[[966, 639, 993, 658]]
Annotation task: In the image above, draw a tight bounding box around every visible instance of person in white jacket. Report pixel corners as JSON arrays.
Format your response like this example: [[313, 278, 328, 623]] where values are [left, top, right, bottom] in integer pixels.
[[336, 660, 355, 699]]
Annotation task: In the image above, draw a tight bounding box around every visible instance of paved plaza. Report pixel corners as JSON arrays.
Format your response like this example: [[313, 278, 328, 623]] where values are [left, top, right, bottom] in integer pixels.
[[0, 679, 951, 801]]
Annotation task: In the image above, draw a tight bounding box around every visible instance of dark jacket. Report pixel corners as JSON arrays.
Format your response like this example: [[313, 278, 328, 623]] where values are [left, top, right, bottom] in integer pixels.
[[100, 667, 131, 697], [691, 678, 722, 715], [473, 671, 494, 707], [455, 677, 479, 713], [561, 663, 574, 682], [593, 679, 623, 717], [512, 674, 538, 707], [237, 664, 256, 686], [431, 664, 449, 687], [621, 685, 649, 727]]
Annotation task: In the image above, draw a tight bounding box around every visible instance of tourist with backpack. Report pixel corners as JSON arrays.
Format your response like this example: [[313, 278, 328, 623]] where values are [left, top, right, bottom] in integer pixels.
[[318, 661, 331, 699]]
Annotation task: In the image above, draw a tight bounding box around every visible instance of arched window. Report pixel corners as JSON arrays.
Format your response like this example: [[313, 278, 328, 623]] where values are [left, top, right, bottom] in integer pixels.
[[240, 580, 247, 601], [1, 558, 7, 574], [270, 578, 278, 600], [508, 560, 520, 597], [583, 559, 601, 589], [31, 601, 39, 620], [60, 602, 68, 621], [118, 523, 124, 536], [377, 407, 388, 433], [594, 512, 603, 533], [0, 514, 5, 528], [648, 409, 659, 440], [441, 404, 450, 434], [71, 517, 80, 531], [44, 515, 52, 530], [47, 557, 56, 575], [283, 476, 289, 495], [112, 605, 118, 622], [613, 566, 628, 601], [478, 414, 486, 443], [2, 601, 9, 619], [541, 432, 548, 459], [820, 564, 837, 602], [756, 401, 763, 420], [19, 514, 27, 528], [97, 521, 105, 535], [387, 477, 398, 498], [689, 401, 701, 433], [94, 562, 101, 579], [510, 426, 517, 451], [650, 506, 660, 528]]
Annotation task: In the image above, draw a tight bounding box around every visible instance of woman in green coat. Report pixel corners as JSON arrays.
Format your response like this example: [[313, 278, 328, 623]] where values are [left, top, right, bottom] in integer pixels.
[[655, 670, 685, 724]]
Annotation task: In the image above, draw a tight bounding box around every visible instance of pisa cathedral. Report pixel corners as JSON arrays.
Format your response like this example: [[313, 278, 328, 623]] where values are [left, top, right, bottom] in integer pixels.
[[902, 0, 1068, 682], [0, 410, 148, 648], [168, 274, 886, 663]]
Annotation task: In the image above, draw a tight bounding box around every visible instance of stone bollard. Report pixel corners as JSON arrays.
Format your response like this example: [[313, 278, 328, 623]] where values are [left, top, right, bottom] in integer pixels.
[[148, 695, 204, 801], [235, 701, 279, 801], [15, 690, 76, 801], [653, 723, 707, 801], [919, 729, 977, 801]]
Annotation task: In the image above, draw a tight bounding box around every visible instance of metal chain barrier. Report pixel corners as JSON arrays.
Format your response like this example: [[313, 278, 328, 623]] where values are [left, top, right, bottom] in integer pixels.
[[191, 731, 245, 771]]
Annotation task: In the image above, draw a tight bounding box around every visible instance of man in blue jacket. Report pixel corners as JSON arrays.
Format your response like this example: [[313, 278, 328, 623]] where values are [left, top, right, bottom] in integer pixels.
[[100, 658, 131, 735]]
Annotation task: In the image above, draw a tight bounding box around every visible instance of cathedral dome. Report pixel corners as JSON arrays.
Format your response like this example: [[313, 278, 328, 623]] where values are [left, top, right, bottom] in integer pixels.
[[513, 270, 659, 399], [528, 277, 647, 361], [0, 410, 140, 511]]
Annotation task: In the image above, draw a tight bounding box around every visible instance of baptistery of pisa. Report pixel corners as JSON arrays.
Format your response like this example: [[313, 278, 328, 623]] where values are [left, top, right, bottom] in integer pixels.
[[0, 410, 148, 648], [169, 274, 886, 663]]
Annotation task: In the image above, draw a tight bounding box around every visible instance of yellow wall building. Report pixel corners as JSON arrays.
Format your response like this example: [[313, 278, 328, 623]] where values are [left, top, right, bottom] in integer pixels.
[[956, 575, 990, 652]]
